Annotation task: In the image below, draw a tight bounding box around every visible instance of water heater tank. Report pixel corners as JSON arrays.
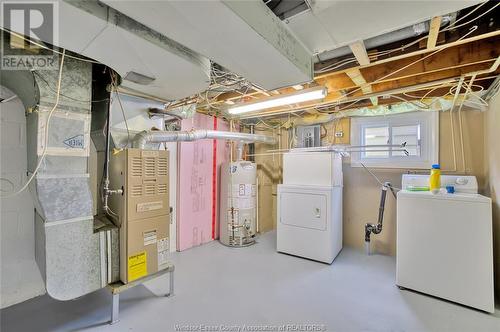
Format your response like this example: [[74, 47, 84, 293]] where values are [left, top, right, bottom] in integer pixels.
[[219, 161, 257, 247]]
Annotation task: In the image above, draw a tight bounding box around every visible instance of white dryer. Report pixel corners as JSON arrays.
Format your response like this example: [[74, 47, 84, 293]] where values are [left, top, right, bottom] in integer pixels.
[[277, 151, 343, 264], [397, 174, 494, 312]]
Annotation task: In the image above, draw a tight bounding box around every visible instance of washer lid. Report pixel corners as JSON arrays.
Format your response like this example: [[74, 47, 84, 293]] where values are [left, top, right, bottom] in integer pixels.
[[402, 174, 479, 193], [398, 190, 491, 203]]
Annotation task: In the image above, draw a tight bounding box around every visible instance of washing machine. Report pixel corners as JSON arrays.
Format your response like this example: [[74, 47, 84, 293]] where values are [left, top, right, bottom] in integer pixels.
[[397, 174, 494, 312], [277, 151, 343, 264]]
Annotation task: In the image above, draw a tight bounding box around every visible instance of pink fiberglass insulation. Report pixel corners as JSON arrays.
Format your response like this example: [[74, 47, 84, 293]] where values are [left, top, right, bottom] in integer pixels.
[[177, 113, 232, 251]]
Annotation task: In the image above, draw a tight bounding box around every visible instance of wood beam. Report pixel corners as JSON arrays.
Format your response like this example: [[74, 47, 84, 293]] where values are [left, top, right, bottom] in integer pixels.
[[345, 68, 378, 106], [216, 39, 498, 111], [238, 74, 497, 119], [349, 40, 370, 65], [427, 16, 442, 49], [371, 61, 496, 93], [208, 33, 499, 117], [316, 30, 500, 79], [359, 37, 500, 84]]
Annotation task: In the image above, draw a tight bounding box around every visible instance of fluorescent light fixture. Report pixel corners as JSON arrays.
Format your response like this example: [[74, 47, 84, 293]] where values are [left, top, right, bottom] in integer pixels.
[[228, 86, 327, 115]]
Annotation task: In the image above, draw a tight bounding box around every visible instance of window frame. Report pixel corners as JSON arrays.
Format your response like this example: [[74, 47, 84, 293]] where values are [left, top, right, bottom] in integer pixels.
[[350, 112, 439, 169]]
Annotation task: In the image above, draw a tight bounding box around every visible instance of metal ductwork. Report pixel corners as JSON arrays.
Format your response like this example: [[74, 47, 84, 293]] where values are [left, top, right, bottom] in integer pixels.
[[132, 129, 277, 150], [0, 43, 118, 300], [4, 0, 210, 101], [102, 0, 313, 90], [316, 16, 452, 62]]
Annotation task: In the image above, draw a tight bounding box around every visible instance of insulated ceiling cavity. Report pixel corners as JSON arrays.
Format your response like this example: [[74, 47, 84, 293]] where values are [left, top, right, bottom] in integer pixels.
[[102, 0, 313, 90], [6, 0, 210, 100], [281, 0, 483, 56]]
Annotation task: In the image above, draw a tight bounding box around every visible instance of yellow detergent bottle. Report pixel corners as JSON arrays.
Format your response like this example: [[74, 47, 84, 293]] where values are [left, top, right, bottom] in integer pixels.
[[430, 164, 441, 194]]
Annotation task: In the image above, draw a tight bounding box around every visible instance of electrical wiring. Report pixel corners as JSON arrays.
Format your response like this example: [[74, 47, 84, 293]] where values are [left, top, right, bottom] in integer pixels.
[[441, 2, 499, 33], [316, 98, 364, 114], [255, 118, 286, 130], [314, 2, 497, 74], [115, 92, 131, 147], [386, 94, 432, 109], [456, 75, 478, 173], [1, 49, 66, 198], [256, 29, 484, 118], [320, 124, 328, 139], [446, 1, 487, 29], [311, 26, 481, 114], [449, 83, 484, 95], [315, 58, 359, 74], [353, 27, 477, 95], [195, 64, 268, 112], [110, 71, 131, 148], [33, 71, 109, 104], [418, 85, 449, 101], [327, 118, 337, 144]]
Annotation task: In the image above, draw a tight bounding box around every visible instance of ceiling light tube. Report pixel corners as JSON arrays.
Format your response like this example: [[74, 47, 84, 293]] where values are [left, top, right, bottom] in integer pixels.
[[228, 86, 328, 115]]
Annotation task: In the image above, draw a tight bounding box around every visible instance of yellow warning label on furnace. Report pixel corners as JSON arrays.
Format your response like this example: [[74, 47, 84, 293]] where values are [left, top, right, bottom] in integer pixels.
[[128, 251, 147, 282]]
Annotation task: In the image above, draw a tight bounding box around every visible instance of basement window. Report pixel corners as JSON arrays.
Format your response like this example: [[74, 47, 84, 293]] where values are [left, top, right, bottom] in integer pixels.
[[350, 112, 439, 169]]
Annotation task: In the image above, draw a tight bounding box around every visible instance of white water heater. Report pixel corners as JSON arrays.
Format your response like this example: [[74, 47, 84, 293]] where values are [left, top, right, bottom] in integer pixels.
[[219, 161, 257, 247]]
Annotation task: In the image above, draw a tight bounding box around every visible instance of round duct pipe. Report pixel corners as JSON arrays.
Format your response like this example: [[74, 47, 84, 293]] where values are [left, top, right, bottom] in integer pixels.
[[132, 129, 276, 150], [316, 16, 452, 62]]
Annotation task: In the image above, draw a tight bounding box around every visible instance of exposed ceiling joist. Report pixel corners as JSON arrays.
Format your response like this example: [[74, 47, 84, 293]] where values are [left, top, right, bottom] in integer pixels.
[[216, 35, 500, 118], [316, 30, 500, 79], [427, 16, 443, 49], [239, 73, 498, 119], [345, 68, 378, 106], [349, 40, 370, 66]]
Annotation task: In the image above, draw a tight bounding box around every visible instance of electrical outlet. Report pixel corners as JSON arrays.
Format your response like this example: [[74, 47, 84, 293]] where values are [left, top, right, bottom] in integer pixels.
[[335, 131, 344, 138]]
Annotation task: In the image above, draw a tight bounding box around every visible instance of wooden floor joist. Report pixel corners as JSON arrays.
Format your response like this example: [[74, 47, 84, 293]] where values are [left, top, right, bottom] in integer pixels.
[[345, 68, 378, 106], [200, 32, 500, 117], [426, 16, 442, 49], [315, 30, 500, 79], [349, 40, 371, 66]]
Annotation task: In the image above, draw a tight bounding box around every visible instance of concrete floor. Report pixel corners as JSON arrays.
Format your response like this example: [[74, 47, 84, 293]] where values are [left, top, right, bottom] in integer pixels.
[[1, 231, 499, 332]]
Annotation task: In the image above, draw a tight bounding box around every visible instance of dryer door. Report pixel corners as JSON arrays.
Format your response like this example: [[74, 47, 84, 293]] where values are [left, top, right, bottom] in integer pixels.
[[279, 189, 328, 231]]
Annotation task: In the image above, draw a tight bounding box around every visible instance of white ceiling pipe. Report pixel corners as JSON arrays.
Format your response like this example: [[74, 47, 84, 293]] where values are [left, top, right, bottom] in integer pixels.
[[133, 129, 276, 150]]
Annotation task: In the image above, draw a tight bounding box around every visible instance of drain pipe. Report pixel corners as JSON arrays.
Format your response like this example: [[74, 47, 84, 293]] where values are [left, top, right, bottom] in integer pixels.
[[132, 129, 276, 149], [364, 182, 397, 255]]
